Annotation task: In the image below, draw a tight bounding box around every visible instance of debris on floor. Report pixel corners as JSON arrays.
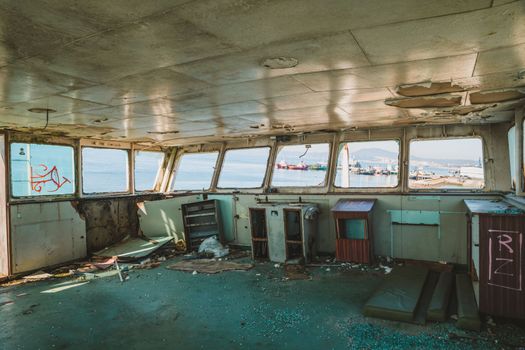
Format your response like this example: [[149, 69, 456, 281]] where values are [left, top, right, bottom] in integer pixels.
[[94, 234, 173, 259], [166, 259, 253, 274], [198, 236, 229, 258], [283, 265, 311, 281], [21, 304, 39, 315], [23, 271, 53, 282]]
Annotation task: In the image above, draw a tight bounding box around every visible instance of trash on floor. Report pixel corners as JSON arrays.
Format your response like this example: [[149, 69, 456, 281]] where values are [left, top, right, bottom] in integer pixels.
[[94, 235, 173, 260], [23, 270, 53, 281], [284, 265, 311, 281], [198, 236, 229, 258], [166, 259, 253, 274]]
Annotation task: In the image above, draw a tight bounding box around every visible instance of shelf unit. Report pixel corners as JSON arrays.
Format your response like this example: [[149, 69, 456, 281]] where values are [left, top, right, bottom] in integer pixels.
[[284, 208, 304, 260], [181, 199, 223, 251], [249, 208, 268, 259]]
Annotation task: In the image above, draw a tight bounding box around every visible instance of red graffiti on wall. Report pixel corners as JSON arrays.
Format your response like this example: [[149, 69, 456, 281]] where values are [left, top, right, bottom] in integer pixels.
[[30, 164, 71, 193]]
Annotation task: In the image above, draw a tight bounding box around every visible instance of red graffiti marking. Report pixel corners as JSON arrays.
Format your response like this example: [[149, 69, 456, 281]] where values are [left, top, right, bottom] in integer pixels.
[[30, 164, 71, 193], [488, 229, 522, 291]]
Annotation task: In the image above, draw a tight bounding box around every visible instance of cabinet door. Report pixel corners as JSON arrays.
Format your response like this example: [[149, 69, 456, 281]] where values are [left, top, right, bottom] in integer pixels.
[[267, 208, 286, 263], [479, 215, 525, 318]]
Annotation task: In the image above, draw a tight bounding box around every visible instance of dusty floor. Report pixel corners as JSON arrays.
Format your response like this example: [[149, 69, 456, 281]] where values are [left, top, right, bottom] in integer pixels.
[[1, 259, 524, 350]]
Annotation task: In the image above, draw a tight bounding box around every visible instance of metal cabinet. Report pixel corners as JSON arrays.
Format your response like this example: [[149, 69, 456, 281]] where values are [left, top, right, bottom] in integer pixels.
[[465, 199, 525, 319], [249, 203, 319, 263]]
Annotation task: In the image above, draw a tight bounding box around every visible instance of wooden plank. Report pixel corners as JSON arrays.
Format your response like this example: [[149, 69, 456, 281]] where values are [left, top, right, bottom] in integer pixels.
[[427, 271, 454, 322], [363, 266, 429, 323], [456, 273, 481, 331]]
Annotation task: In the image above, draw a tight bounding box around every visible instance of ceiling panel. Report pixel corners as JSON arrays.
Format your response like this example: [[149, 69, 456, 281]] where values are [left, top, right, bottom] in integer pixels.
[[177, 0, 491, 48], [166, 76, 312, 110], [2, 95, 107, 121], [293, 54, 478, 92], [0, 0, 523, 144], [174, 101, 268, 122], [0, 1, 193, 38], [474, 43, 525, 76], [0, 62, 96, 106], [26, 14, 238, 83], [170, 32, 370, 84], [61, 68, 212, 105], [353, 2, 525, 64]]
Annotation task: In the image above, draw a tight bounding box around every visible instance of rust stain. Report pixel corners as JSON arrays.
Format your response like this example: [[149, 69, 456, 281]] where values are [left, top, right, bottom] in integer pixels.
[[396, 81, 465, 97], [385, 94, 462, 108], [469, 88, 525, 104]]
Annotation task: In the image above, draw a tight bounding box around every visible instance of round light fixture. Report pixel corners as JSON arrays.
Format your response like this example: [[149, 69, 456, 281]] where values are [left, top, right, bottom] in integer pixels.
[[27, 107, 56, 113], [262, 57, 298, 69]]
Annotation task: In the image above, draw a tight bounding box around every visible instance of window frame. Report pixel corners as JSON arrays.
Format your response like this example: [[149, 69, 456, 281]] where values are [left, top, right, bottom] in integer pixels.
[[270, 142, 332, 189], [133, 150, 165, 193], [81, 146, 131, 195], [333, 139, 401, 190], [522, 119, 525, 195], [9, 141, 77, 200], [216, 146, 271, 190], [171, 150, 220, 192], [407, 136, 486, 192], [508, 124, 517, 191]]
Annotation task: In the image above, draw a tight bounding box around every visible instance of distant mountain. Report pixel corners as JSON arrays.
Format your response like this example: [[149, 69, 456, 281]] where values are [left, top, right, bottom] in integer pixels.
[[352, 148, 398, 161], [352, 148, 480, 166]]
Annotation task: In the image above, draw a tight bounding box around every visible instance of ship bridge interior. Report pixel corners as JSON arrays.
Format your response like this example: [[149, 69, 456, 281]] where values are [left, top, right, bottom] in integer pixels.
[[1, 1, 525, 349]]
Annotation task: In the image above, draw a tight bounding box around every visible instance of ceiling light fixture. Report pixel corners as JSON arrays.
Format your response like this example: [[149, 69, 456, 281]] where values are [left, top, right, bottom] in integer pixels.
[[28, 107, 56, 130], [262, 57, 298, 69]]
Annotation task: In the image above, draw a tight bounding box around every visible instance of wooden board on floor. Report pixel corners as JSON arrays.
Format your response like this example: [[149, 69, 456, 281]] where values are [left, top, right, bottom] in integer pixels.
[[363, 265, 429, 323], [95, 236, 173, 259], [166, 259, 253, 274]]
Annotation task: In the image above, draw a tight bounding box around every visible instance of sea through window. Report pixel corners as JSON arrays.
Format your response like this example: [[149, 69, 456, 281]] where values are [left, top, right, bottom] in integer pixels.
[[334, 140, 399, 188], [82, 147, 129, 194], [10, 143, 75, 197], [271, 143, 330, 187], [218, 147, 270, 188], [408, 138, 484, 189], [134, 151, 165, 192], [172, 152, 219, 191]]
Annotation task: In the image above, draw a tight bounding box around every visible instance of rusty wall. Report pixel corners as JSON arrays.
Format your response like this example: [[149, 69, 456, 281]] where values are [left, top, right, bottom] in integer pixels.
[[76, 194, 164, 253]]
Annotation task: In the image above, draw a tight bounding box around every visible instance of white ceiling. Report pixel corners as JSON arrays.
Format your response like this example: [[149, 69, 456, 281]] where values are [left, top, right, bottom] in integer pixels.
[[0, 0, 524, 145]]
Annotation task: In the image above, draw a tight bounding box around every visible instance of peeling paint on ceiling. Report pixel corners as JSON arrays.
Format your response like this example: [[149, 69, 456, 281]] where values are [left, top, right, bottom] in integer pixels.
[[0, 0, 524, 145]]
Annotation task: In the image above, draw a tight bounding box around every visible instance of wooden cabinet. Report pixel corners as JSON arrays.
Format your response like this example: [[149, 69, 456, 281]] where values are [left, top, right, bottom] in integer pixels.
[[465, 199, 525, 319], [331, 199, 376, 264], [181, 200, 223, 251], [249, 208, 268, 259], [248, 203, 319, 263]]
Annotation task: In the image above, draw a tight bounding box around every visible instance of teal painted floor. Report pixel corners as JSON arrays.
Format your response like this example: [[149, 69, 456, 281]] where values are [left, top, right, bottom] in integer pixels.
[[1, 260, 524, 350]]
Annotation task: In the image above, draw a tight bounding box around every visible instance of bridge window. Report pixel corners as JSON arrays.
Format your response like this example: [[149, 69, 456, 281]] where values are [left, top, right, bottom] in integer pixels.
[[82, 147, 129, 194], [271, 143, 330, 187], [218, 147, 270, 188], [409, 138, 484, 190], [334, 140, 399, 188], [10, 143, 75, 197], [134, 151, 165, 192], [172, 152, 219, 191]]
